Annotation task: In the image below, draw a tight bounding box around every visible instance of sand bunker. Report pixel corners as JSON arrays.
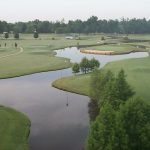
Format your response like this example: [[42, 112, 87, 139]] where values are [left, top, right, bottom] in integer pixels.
[[80, 50, 114, 55]]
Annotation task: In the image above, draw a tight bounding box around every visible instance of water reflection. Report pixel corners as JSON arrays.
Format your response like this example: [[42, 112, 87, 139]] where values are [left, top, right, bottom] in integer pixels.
[[0, 69, 90, 150]]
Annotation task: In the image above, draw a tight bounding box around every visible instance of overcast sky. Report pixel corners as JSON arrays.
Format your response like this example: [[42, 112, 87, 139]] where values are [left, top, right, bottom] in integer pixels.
[[0, 0, 150, 22]]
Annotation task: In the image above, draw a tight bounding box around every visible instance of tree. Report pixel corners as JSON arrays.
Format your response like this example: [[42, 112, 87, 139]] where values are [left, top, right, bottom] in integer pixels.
[[90, 69, 135, 109], [72, 63, 80, 74], [87, 98, 150, 150], [80, 57, 90, 74], [114, 69, 135, 102], [4, 32, 9, 39], [90, 69, 114, 103], [33, 31, 39, 39], [116, 98, 150, 150], [89, 58, 100, 70], [87, 103, 116, 150], [14, 32, 19, 39]]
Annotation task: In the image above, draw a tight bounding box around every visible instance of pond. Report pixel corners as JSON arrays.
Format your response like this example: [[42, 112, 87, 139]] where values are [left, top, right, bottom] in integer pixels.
[[0, 47, 148, 150], [56, 47, 148, 67]]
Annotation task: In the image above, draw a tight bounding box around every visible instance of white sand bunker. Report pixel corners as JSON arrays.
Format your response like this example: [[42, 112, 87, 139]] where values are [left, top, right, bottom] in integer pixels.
[[80, 49, 114, 55]]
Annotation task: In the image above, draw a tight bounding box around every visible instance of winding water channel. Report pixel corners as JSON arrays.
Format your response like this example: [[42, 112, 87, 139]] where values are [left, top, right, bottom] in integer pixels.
[[0, 47, 148, 150]]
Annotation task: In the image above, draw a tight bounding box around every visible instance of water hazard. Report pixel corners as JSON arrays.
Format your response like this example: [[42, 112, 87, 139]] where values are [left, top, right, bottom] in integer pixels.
[[0, 47, 148, 150]]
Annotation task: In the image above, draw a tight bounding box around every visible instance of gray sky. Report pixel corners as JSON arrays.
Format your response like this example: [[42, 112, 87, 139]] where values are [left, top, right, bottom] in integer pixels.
[[0, 0, 150, 22]]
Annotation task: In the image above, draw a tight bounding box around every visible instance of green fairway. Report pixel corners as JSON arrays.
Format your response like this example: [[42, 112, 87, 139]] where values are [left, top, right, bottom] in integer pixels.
[[0, 34, 112, 78], [105, 56, 150, 100], [0, 33, 150, 78], [128, 34, 150, 40], [53, 55, 150, 101], [52, 74, 91, 96], [0, 106, 30, 150]]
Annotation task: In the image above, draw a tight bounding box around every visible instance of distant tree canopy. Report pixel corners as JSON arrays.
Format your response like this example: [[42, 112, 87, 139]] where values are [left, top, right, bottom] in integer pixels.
[[1, 17, 150, 34]]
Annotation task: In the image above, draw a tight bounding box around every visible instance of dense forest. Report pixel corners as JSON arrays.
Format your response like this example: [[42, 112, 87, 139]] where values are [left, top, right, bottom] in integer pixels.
[[1, 16, 150, 34]]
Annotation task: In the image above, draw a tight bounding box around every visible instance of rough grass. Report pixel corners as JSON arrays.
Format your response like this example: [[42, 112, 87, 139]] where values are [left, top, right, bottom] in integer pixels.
[[0, 106, 30, 150]]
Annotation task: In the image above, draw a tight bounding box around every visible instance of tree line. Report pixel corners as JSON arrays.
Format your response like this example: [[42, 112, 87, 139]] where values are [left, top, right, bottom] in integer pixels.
[[87, 69, 150, 150], [1, 17, 150, 34]]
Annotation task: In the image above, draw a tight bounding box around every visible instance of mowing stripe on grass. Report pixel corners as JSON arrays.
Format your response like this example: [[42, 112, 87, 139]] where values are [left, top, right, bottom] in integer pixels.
[[0, 47, 24, 59]]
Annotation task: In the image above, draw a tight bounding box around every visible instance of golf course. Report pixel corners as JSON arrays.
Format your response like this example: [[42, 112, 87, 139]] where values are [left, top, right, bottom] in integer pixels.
[[52, 35, 150, 102], [0, 33, 150, 150], [1, 0, 150, 149]]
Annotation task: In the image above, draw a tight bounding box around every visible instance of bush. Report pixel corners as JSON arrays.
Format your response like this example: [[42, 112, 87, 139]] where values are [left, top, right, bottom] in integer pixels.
[[33, 31, 39, 39], [14, 33, 19, 39], [101, 36, 105, 40], [72, 63, 80, 74], [4, 32, 9, 39]]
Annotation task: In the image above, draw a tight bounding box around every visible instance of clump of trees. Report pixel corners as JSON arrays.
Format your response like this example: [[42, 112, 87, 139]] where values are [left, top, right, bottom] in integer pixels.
[[86, 69, 150, 150], [90, 69, 134, 108], [72, 57, 100, 74]]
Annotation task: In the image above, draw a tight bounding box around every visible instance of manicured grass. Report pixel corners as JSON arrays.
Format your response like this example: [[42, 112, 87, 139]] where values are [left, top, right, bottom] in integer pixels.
[[0, 106, 30, 150], [53, 56, 150, 101], [81, 44, 145, 53], [0, 34, 112, 78], [52, 74, 91, 96], [0, 33, 150, 79], [0, 47, 19, 57], [0, 52, 71, 78], [105, 56, 150, 100], [128, 34, 150, 40]]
